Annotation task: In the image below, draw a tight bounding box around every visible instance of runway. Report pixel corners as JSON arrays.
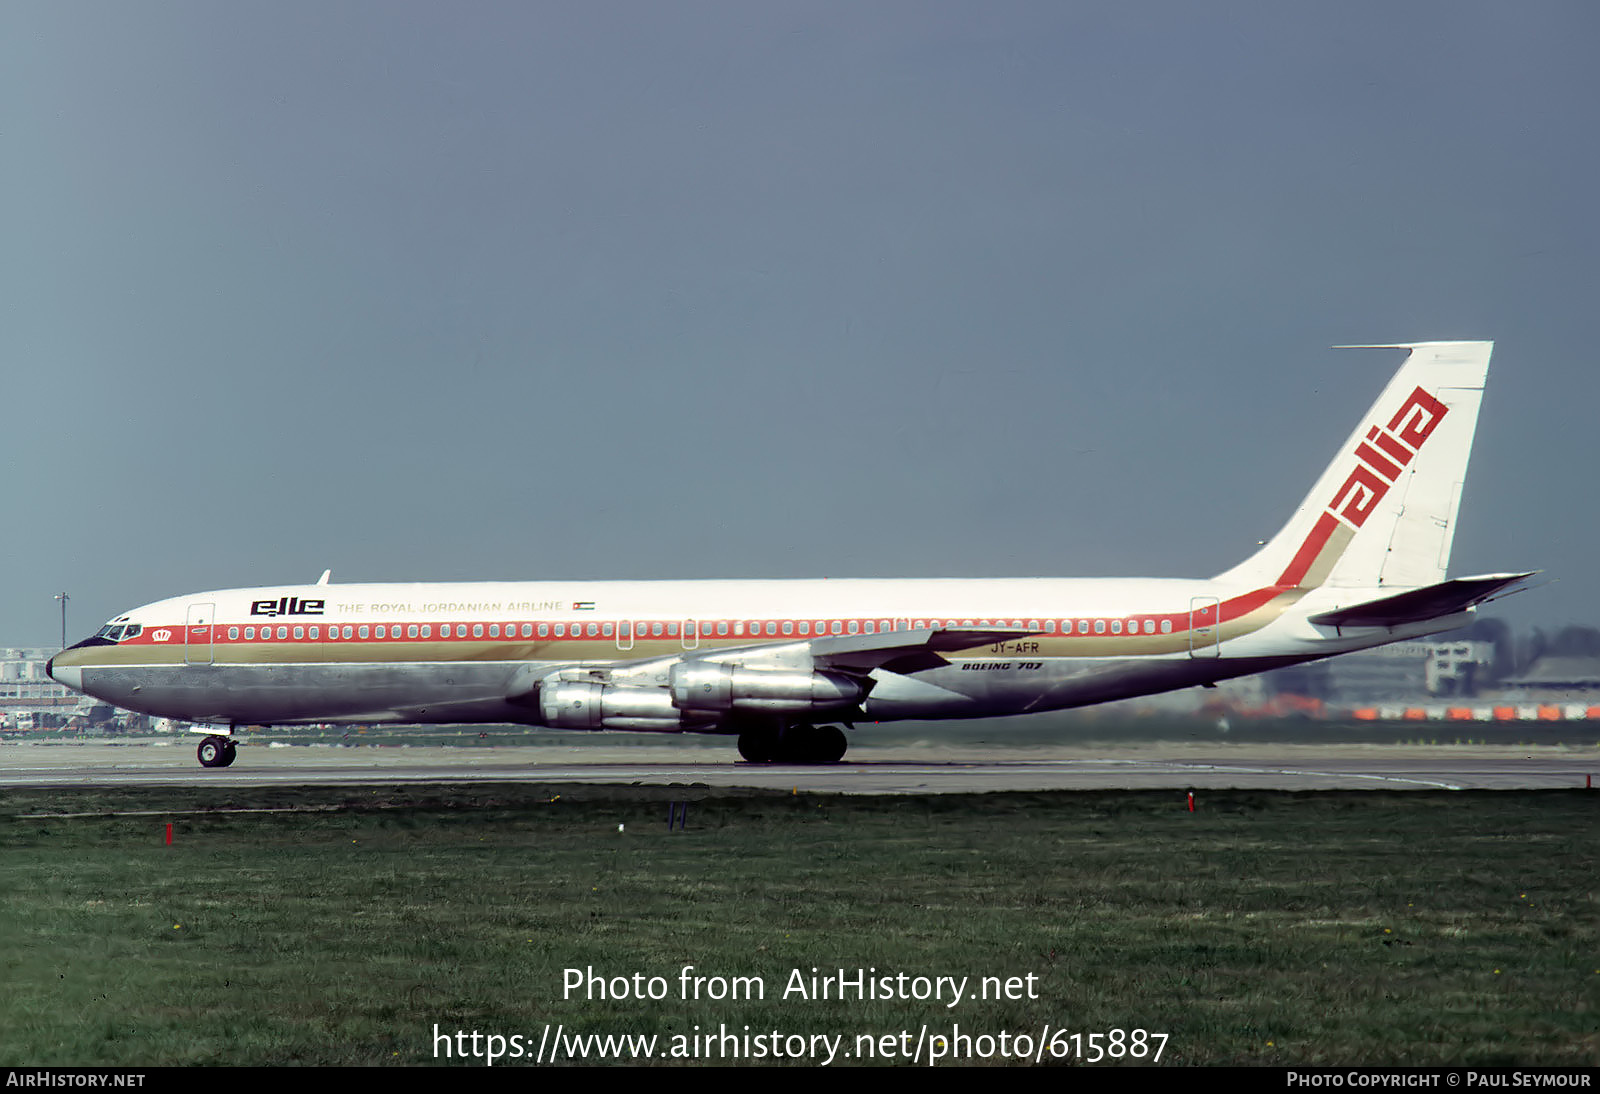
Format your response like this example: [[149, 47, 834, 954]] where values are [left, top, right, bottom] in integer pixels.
[[3, 739, 1598, 792]]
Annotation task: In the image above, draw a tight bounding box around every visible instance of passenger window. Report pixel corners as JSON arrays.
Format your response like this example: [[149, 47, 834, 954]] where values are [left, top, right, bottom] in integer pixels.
[[1094, 620, 1106, 635], [408, 625, 419, 638], [1111, 620, 1122, 634], [602, 623, 613, 637], [587, 623, 599, 637], [358, 625, 369, 639], [276, 626, 288, 639], [848, 620, 859, 635], [782, 621, 793, 635], [375, 626, 385, 639], [343, 625, 353, 639], [538, 623, 549, 637], [716, 622, 728, 636], [473, 624, 484, 638], [309, 626, 319, 639], [522, 624, 533, 637], [1143, 620, 1155, 634], [489, 624, 499, 638], [421, 625, 431, 638], [799, 622, 810, 636], [245, 626, 255, 640], [1160, 620, 1172, 634]]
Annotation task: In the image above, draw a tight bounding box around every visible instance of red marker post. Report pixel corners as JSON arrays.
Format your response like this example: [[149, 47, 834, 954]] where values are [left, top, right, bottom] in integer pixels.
[[165, 822, 173, 846]]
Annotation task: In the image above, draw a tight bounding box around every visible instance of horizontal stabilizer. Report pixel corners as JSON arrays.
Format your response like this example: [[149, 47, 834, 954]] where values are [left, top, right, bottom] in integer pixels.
[[1308, 572, 1535, 628]]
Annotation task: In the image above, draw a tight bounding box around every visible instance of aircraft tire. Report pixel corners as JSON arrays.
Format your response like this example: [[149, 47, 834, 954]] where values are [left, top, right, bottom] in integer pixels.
[[816, 724, 847, 763], [772, 724, 848, 764], [737, 728, 778, 763], [197, 736, 234, 769]]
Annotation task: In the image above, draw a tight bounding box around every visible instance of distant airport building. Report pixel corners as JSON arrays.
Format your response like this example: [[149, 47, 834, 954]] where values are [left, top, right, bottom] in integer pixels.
[[1, 647, 99, 730], [1498, 656, 1600, 698], [1263, 640, 1494, 704]]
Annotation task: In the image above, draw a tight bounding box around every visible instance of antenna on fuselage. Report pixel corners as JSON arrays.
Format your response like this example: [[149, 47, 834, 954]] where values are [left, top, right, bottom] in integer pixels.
[[316, 570, 331, 586]]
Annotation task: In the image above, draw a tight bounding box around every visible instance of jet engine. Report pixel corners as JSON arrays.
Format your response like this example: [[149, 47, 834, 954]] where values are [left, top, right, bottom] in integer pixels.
[[669, 662, 865, 713], [539, 680, 683, 731]]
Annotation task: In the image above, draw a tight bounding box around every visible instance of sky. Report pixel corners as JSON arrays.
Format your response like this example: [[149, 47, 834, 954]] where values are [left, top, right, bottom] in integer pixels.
[[5, 2, 1597, 646]]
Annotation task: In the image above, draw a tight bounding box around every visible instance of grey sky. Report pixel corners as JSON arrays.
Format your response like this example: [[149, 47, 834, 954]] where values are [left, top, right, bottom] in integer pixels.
[[5, 2, 1595, 645]]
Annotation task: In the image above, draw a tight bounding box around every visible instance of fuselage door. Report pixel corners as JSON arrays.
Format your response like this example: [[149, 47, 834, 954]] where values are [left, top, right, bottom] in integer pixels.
[[186, 602, 215, 665], [1188, 597, 1221, 659], [682, 619, 698, 650], [616, 620, 634, 652]]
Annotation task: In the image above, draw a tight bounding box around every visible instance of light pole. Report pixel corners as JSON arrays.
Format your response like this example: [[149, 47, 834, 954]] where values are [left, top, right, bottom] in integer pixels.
[[54, 592, 69, 651]]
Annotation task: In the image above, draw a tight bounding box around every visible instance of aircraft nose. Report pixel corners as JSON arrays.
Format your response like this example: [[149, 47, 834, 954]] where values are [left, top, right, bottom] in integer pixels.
[[47, 654, 82, 691]]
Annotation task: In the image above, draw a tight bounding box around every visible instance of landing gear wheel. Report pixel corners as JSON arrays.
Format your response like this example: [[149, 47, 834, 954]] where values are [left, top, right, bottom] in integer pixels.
[[197, 735, 237, 768], [815, 724, 847, 763], [773, 724, 849, 764], [737, 728, 778, 763]]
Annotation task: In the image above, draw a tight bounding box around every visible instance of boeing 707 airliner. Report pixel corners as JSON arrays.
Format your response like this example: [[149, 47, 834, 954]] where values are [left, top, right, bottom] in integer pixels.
[[48, 341, 1529, 767]]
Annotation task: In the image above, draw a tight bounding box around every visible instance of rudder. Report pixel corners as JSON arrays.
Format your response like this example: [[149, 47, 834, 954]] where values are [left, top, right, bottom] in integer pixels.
[[1214, 341, 1492, 593]]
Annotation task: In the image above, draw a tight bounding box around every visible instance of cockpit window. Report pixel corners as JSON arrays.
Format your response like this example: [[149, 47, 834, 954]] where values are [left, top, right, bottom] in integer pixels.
[[92, 623, 142, 642]]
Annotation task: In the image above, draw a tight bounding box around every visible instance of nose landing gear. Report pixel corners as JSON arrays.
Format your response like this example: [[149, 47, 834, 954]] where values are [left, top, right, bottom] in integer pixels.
[[197, 735, 237, 768]]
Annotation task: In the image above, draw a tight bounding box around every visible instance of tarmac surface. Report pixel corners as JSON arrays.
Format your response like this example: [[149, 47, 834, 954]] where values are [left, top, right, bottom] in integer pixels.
[[3, 738, 1598, 792]]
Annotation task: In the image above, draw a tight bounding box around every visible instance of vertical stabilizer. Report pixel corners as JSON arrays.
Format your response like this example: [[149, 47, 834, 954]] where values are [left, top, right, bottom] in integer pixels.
[[1214, 342, 1492, 592]]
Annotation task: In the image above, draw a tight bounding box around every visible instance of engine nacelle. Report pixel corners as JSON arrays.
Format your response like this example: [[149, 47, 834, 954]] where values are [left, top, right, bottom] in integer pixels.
[[539, 680, 683, 731], [669, 662, 865, 713]]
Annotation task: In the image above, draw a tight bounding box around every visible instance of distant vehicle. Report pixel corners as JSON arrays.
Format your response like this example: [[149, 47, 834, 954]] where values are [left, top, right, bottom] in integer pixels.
[[49, 342, 1529, 769]]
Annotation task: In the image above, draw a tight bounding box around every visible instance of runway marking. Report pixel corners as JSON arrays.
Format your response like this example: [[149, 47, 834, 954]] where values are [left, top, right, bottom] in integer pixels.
[[2, 746, 1588, 791], [1156, 761, 1464, 791]]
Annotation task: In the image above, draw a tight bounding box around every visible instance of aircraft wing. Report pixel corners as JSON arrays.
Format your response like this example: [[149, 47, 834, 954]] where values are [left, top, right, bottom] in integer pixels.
[[806, 627, 1038, 674], [506, 626, 1035, 701], [1307, 572, 1535, 629]]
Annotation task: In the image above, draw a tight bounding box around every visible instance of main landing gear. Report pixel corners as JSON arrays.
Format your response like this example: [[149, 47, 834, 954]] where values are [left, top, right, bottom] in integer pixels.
[[197, 735, 237, 768], [737, 723, 848, 764]]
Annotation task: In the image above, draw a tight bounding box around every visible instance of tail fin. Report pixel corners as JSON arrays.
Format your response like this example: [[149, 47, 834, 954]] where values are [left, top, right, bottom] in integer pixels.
[[1215, 341, 1492, 593]]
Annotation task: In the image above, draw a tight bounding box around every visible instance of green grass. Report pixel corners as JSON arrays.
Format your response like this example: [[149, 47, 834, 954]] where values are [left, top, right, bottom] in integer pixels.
[[1, 785, 1596, 1065]]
